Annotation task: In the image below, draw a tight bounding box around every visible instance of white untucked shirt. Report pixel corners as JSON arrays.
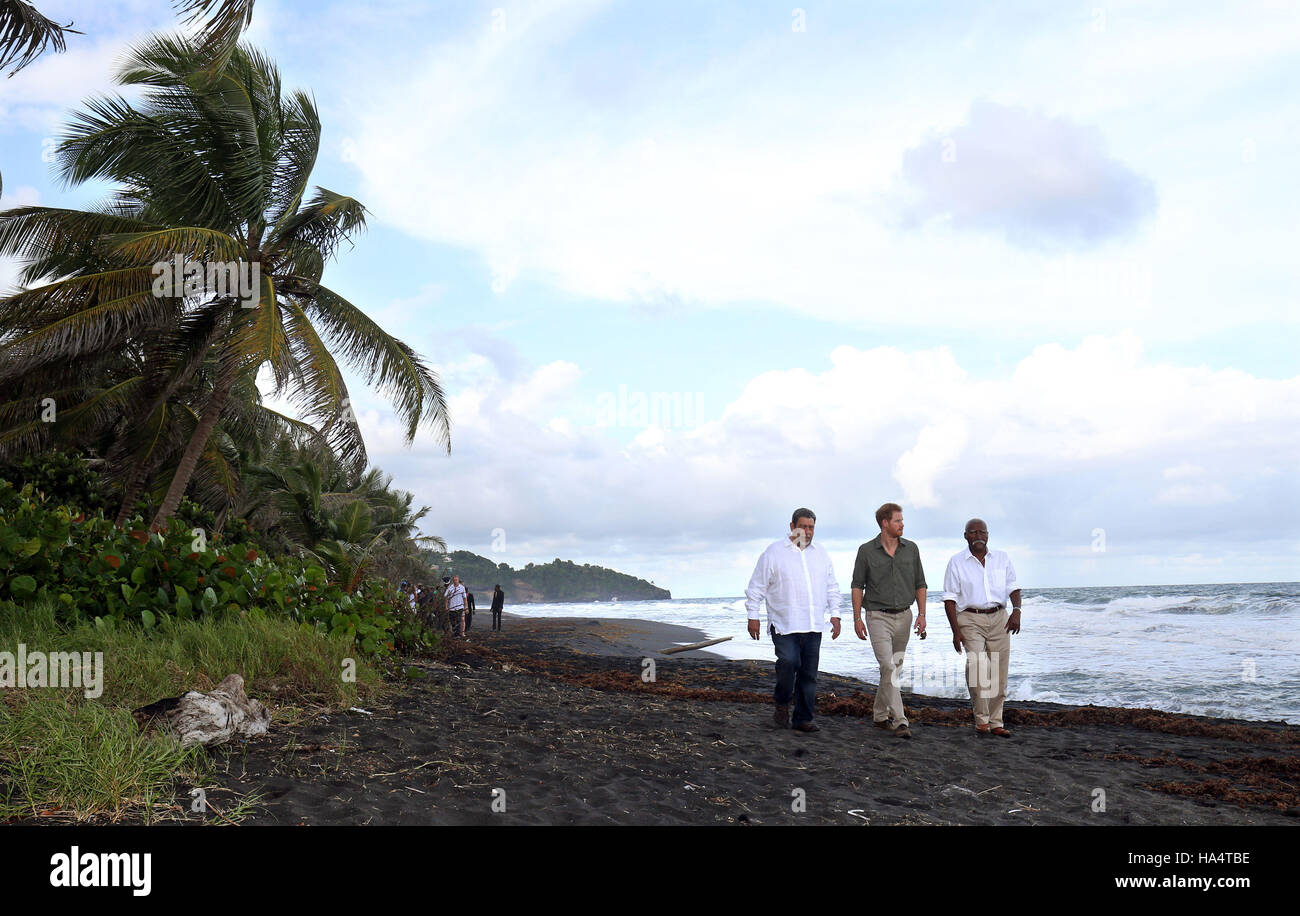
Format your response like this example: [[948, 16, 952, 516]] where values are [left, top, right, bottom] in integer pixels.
[[446, 584, 467, 611], [745, 538, 842, 634], [941, 548, 1019, 610]]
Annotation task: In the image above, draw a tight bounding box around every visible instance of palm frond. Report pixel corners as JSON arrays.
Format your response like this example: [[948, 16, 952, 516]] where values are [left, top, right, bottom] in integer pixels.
[[307, 284, 451, 450], [280, 297, 367, 468], [0, 280, 176, 377], [101, 226, 245, 265], [0, 206, 157, 266], [269, 187, 366, 262], [172, 0, 256, 74], [0, 0, 80, 77]]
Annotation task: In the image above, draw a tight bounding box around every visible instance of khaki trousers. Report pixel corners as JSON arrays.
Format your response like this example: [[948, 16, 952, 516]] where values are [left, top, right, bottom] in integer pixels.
[[957, 608, 1011, 728], [866, 609, 912, 727]]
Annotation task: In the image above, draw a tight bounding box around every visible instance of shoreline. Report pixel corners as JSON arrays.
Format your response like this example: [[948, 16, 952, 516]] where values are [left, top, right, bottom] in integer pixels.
[[483, 614, 1300, 734], [499, 609, 1299, 728], [198, 615, 1300, 824], [21, 613, 1300, 826]]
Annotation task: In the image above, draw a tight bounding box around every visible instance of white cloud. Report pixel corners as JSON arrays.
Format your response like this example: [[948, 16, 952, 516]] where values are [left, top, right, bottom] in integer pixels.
[[894, 417, 969, 508], [896, 101, 1157, 249], [0, 185, 41, 208], [0, 17, 151, 136], [332, 0, 1300, 338], [356, 333, 1299, 595], [499, 360, 582, 416]]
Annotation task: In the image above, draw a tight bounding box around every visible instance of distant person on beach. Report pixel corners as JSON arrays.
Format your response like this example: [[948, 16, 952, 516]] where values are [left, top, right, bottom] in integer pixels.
[[491, 585, 505, 630], [852, 502, 928, 739], [942, 518, 1022, 738], [416, 583, 436, 628], [745, 508, 842, 733], [465, 590, 476, 631], [446, 576, 468, 638]]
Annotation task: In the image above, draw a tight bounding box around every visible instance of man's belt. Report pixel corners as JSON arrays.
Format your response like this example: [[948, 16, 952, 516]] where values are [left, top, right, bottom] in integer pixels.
[[961, 604, 1004, 614], [870, 607, 911, 614]]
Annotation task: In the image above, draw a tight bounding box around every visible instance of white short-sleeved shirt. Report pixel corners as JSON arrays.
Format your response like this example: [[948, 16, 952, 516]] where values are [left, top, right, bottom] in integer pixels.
[[942, 548, 1019, 610]]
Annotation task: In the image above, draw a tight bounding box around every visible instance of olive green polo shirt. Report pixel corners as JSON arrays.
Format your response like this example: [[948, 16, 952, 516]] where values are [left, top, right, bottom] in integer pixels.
[[851, 535, 927, 610]]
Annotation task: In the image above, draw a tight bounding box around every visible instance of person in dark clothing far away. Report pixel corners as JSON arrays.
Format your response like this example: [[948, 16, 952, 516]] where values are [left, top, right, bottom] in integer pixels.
[[490, 584, 505, 630], [465, 590, 476, 631]]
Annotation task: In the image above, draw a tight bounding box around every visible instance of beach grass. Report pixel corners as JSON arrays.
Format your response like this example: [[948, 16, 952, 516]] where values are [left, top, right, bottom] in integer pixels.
[[0, 600, 383, 822]]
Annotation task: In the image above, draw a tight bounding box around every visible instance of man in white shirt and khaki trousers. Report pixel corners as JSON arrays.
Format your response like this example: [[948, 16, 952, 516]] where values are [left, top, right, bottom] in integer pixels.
[[941, 519, 1023, 737], [745, 508, 843, 733]]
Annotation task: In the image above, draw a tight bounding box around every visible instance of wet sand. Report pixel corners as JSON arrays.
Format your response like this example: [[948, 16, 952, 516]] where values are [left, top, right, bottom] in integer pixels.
[[186, 614, 1300, 825]]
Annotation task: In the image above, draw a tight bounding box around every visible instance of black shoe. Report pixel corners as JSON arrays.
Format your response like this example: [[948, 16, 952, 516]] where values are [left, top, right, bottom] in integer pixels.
[[793, 721, 820, 733], [773, 704, 790, 728]]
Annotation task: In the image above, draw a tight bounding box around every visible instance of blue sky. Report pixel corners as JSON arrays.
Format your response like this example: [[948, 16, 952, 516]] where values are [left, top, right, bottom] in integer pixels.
[[3, 0, 1298, 596]]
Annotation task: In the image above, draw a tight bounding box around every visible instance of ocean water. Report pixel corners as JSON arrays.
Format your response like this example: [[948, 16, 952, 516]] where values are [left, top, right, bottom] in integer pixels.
[[508, 583, 1300, 724]]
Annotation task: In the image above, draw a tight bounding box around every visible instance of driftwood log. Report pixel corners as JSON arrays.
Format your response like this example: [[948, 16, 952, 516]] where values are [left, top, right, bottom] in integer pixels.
[[658, 636, 733, 655], [132, 674, 271, 747]]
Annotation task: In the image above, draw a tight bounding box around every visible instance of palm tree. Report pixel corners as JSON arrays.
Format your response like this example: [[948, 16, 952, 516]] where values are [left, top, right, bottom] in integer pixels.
[[0, 34, 450, 530], [236, 443, 444, 588], [0, 315, 355, 527]]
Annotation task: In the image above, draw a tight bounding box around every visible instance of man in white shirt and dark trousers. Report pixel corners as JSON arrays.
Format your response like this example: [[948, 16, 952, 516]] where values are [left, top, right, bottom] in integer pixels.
[[745, 508, 843, 733], [941, 518, 1023, 737], [446, 576, 469, 639]]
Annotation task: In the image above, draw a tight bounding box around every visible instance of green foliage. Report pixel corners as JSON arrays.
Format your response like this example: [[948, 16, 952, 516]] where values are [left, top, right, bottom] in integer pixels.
[[0, 449, 111, 514], [0, 478, 413, 658], [0, 693, 198, 822], [0, 599, 384, 821]]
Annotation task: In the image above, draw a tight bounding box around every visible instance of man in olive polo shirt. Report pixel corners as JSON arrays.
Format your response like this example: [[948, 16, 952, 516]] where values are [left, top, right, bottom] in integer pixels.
[[852, 502, 928, 738]]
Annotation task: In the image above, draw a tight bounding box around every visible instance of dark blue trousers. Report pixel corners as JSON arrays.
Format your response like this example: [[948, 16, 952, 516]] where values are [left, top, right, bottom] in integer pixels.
[[771, 629, 822, 726]]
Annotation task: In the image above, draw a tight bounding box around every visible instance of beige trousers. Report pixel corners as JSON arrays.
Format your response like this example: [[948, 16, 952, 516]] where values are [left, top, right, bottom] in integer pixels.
[[957, 608, 1010, 728], [866, 609, 912, 727]]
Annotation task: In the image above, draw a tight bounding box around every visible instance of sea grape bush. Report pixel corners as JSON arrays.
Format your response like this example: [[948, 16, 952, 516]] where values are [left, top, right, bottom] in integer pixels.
[[0, 479, 413, 657], [0, 450, 112, 515]]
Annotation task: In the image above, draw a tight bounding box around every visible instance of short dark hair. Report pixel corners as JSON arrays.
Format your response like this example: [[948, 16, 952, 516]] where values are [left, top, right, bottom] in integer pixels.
[[791, 507, 816, 526], [875, 502, 902, 527]]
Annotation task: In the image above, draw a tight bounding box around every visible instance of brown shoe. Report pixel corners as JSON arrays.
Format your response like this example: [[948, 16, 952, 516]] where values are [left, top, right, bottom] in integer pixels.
[[975, 724, 990, 735], [793, 721, 820, 733], [990, 726, 1012, 737], [893, 724, 912, 739], [773, 704, 790, 729], [874, 719, 894, 730]]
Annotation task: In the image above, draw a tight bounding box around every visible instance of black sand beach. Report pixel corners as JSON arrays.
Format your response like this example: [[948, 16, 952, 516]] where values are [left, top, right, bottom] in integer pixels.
[[173, 614, 1300, 826]]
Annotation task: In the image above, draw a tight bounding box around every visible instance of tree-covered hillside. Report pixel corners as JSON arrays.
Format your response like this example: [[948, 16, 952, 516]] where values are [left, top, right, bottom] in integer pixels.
[[424, 550, 670, 603]]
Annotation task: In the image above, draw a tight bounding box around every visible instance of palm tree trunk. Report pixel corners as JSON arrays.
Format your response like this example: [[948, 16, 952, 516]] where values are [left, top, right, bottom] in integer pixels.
[[118, 325, 224, 528], [150, 368, 239, 531], [114, 462, 151, 527]]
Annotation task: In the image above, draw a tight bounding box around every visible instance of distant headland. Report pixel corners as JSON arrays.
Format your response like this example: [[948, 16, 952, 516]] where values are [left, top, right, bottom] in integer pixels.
[[426, 550, 671, 603]]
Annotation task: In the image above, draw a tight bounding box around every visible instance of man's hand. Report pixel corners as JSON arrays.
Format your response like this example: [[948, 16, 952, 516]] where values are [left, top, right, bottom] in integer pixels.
[[1006, 609, 1021, 635], [914, 611, 927, 637], [830, 617, 841, 640], [748, 618, 761, 640], [953, 632, 964, 654], [854, 618, 867, 640]]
